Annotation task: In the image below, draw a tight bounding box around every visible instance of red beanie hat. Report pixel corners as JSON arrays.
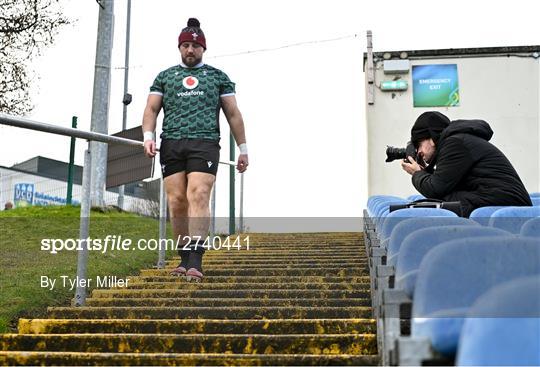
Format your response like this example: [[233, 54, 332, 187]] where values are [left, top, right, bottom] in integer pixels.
[[178, 18, 206, 49]]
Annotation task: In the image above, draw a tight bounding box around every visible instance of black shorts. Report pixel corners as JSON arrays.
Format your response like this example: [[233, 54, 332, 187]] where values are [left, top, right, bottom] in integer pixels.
[[159, 138, 220, 177]]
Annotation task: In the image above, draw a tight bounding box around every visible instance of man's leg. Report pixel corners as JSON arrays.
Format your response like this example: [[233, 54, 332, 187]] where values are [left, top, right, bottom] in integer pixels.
[[185, 172, 215, 280], [164, 171, 190, 275]]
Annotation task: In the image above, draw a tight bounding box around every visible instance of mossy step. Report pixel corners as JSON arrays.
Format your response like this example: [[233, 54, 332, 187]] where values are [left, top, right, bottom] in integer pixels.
[[181, 253, 367, 259], [127, 275, 371, 284], [18, 318, 376, 335], [84, 297, 371, 307], [187, 256, 367, 262], [165, 259, 368, 266], [139, 268, 368, 277], [0, 333, 377, 355], [163, 262, 367, 268], [188, 250, 362, 256], [91, 289, 370, 299], [111, 282, 368, 291], [160, 264, 367, 271], [0, 351, 378, 366], [47, 306, 373, 319], [217, 246, 361, 252]]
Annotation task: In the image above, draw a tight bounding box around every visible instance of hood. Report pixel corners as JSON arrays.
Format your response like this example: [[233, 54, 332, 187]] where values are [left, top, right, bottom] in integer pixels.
[[439, 119, 494, 143]]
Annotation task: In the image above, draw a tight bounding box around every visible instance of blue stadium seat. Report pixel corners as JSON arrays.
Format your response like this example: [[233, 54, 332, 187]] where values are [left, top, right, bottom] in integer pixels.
[[489, 206, 540, 233], [456, 276, 540, 366], [412, 237, 540, 357], [469, 206, 507, 226], [531, 197, 540, 206], [520, 217, 540, 238], [529, 192, 540, 198], [380, 208, 457, 242], [386, 217, 477, 266], [367, 195, 404, 216], [395, 226, 511, 298], [373, 199, 409, 232]]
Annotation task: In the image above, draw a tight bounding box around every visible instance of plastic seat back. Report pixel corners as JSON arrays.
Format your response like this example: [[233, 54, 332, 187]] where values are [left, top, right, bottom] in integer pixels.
[[520, 217, 540, 238], [380, 208, 457, 241], [456, 276, 540, 366], [386, 217, 477, 265], [412, 237, 540, 356], [469, 206, 507, 226], [395, 226, 511, 298], [489, 206, 540, 233]]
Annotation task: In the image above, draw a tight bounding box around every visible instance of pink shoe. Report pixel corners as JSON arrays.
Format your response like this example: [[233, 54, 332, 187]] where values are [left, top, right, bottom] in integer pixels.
[[186, 268, 204, 282], [170, 266, 186, 277]]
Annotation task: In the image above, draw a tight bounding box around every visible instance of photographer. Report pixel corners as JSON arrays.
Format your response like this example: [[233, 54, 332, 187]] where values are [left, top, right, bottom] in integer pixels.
[[401, 111, 532, 217]]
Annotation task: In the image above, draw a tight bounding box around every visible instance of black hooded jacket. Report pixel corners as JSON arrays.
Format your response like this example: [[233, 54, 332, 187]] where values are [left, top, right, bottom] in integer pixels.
[[412, 119, 532, 217]]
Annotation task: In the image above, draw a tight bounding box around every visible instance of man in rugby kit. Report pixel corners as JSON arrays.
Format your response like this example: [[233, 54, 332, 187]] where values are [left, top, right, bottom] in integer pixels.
[[142, 18, 248, 282]]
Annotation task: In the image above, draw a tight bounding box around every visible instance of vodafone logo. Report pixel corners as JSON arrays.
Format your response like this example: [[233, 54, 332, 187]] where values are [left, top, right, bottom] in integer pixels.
[[183, 76, 199, 90]]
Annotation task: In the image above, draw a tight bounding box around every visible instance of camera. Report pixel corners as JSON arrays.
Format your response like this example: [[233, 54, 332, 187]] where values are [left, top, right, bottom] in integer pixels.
[[385, 141, 420, 164]]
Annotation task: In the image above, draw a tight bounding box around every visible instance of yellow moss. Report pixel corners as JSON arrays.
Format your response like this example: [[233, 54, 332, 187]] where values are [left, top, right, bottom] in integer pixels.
[[243, 337, 253, 354], [315, 322, 326, 334]]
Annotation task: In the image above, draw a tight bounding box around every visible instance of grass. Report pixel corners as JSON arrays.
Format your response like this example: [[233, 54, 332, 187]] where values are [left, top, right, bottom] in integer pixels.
[[0, 205, 173, 333]]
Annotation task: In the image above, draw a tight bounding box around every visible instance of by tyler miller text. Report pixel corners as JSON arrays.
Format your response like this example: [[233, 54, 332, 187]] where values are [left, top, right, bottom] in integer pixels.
[[40, 275, 129, 291]]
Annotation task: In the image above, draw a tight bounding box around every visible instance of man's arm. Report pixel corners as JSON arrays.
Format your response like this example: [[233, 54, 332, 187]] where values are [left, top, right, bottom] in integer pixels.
[[411, 137, 474, 198], [221, 95, 248, 173], [142, 94, 163, 158]]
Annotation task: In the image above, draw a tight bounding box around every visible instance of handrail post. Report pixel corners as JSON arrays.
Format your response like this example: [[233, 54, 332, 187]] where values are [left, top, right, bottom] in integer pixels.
[[74, 142, 92, 306], [229, 133, 235, 235], [66, 116, 77, 205], [157, 175, 167, 269], [239, 173, 244, 232], [210, 181, 216, 237]]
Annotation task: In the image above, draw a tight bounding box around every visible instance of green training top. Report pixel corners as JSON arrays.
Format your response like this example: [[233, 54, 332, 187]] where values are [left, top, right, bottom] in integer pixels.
[[149, 62, 235, 140]]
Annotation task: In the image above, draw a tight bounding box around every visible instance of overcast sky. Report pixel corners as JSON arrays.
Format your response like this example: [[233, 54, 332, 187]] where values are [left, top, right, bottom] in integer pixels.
[[1, 0, 538, 217]]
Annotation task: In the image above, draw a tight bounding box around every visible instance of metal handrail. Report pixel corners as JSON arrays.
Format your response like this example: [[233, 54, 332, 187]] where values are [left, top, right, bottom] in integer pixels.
[[0, 112, 243, 305]]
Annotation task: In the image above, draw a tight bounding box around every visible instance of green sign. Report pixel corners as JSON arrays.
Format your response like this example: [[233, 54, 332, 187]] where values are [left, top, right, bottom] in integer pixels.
[[412, 64, 459, 107], [381, 80, 408, 91]]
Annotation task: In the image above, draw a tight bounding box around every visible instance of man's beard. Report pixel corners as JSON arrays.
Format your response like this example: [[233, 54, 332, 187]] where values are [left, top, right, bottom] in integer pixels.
[[182, 54, 203, 67]]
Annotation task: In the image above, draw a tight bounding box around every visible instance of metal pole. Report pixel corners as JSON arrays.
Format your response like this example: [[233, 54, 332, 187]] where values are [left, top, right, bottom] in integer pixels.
[[239, 173, 244, 232], [66, 116, 77, 205], [118, 0, 132, 210], [90, 0, 114, 207], [366, 30, 375, 105], [157, 175, 167, 269], [74, 144, 92, 306], [210, 181, 216, 237], [229, 133, 235, 235]]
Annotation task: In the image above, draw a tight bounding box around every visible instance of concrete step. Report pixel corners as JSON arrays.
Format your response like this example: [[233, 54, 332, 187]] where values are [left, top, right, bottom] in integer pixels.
[[18, 318, 376, 335], [47, 306, 373, 319], [165, 259, 368, 266], [125, 275, 371, 284], [103, 282, 369, 291], [0, 333, 377, 355], [84, 297, 371, 308], [187, 250, 362, 256], [0, 351, 378, 366], [139, 268, 368, 277], [160, 263, 368, 271], [188, 253, 366, 259], [91, 289, 370, 299]]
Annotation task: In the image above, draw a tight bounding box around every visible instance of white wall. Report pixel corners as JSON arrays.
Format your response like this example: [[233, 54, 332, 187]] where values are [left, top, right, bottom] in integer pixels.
[[366, 54, 540, 198]]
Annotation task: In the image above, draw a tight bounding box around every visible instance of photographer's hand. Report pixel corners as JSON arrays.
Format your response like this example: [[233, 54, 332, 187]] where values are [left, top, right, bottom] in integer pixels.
[[401, 156, 423, 175]]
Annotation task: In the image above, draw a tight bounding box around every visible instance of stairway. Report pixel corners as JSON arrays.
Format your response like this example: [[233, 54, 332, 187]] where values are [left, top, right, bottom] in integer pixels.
[[0, 232, 378, 365]]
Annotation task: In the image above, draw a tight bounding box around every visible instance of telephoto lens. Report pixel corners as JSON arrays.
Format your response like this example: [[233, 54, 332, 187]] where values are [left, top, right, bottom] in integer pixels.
[[385, 146, 407, 162]]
